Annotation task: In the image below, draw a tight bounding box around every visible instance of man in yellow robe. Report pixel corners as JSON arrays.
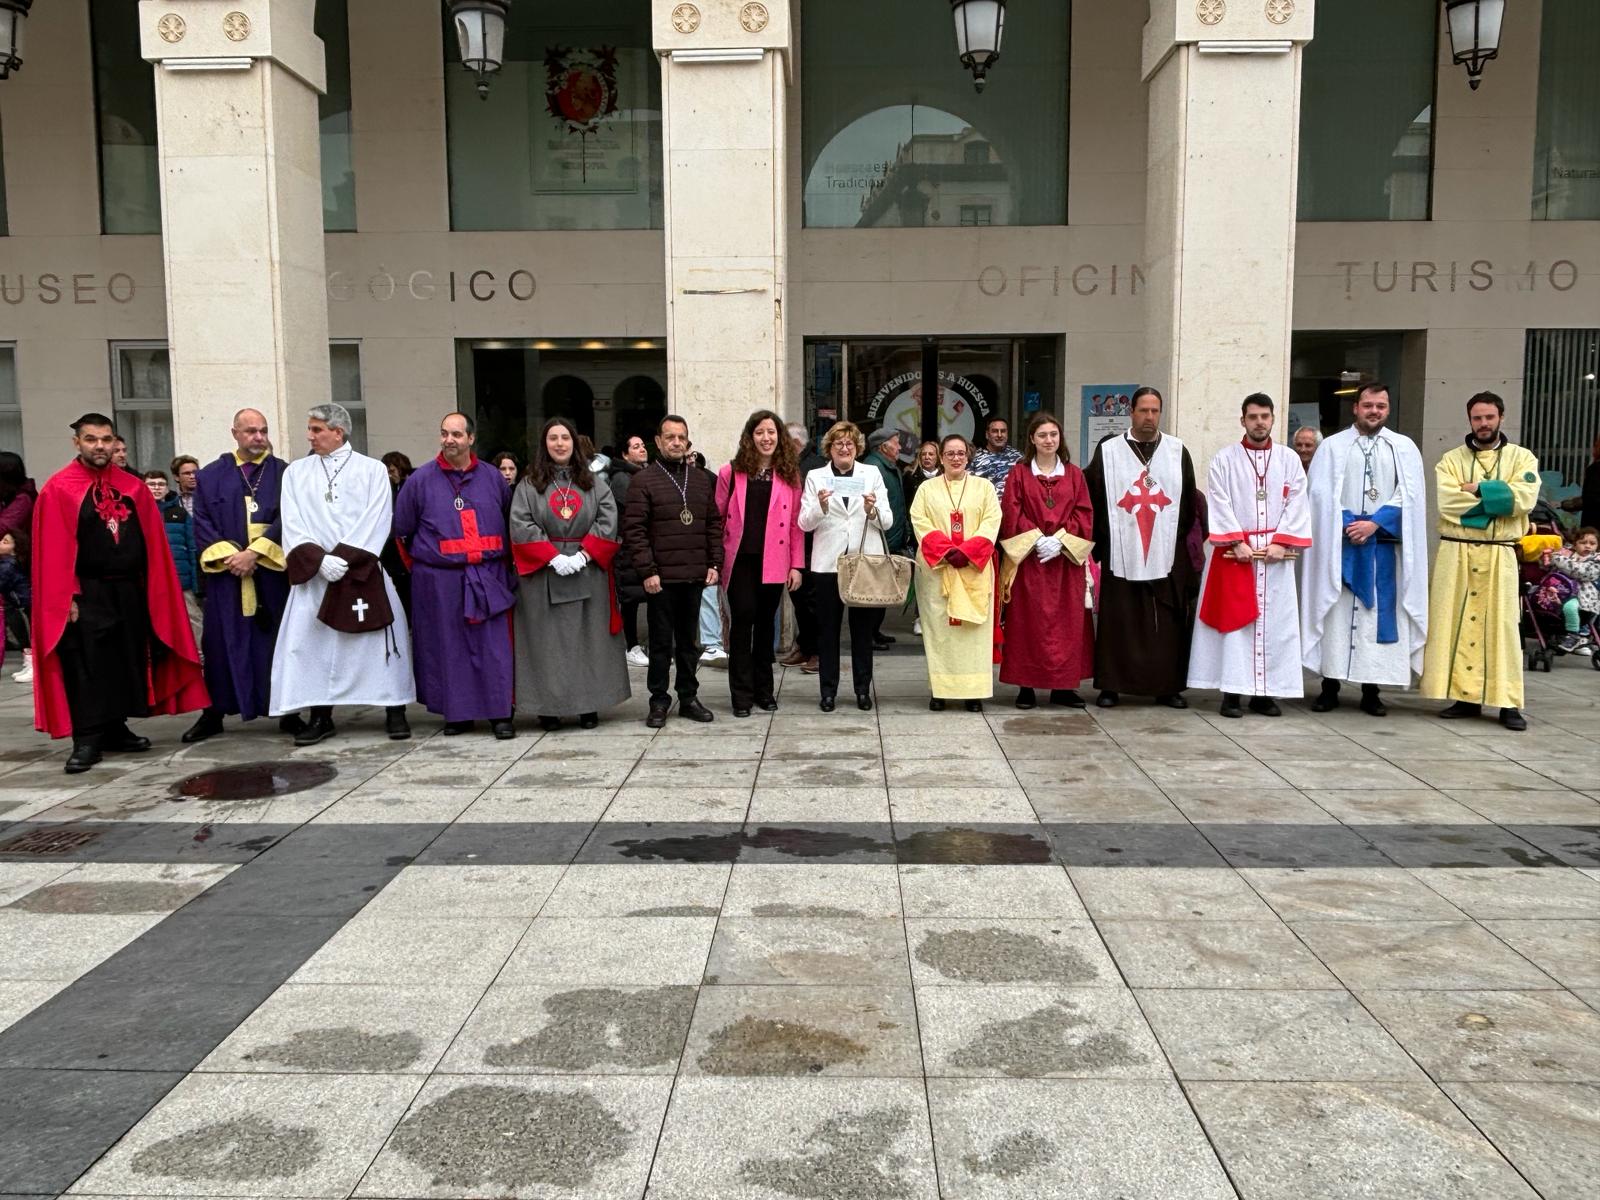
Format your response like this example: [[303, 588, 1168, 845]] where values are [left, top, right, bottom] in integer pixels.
[[1421, 392, 1540, 730], [909, 435, 1003, 709]]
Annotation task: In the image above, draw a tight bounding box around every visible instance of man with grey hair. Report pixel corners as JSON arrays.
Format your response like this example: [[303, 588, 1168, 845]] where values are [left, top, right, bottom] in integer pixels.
[[270, 403, 415, 744]]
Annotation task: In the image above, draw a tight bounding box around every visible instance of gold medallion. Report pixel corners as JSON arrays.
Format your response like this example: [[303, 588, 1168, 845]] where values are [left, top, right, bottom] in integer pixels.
[[560, 506, 574, 520], [679, 507, 694, 526], [245, 497, 258, 514]]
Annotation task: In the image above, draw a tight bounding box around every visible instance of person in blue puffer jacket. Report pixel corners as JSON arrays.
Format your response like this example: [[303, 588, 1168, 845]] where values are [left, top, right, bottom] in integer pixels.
[[143, 471, 203, 654]]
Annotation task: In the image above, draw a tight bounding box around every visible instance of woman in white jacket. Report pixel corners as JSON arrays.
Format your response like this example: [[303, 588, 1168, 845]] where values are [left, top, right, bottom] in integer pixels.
[[798, 421, 894, 711]]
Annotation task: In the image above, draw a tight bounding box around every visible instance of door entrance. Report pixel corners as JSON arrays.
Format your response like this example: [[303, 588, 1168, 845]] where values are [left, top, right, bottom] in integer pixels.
[[804, 336, 1060, 457], [456, 339, 668, 465]]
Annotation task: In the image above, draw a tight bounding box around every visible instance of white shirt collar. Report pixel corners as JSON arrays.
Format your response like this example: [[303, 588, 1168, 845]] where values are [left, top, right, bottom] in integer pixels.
[[1030, 458, 1065, 478], [323, 443, 354, 462]]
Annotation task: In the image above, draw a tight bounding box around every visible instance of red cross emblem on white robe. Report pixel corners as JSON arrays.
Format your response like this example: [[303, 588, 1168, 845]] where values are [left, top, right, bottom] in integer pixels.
[[1116, 477, 1172, 561]]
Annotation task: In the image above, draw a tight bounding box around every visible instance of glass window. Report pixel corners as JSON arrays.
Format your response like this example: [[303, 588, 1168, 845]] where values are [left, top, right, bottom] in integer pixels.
[[319, 0, 357, 231], [444, 0, 663, 231], [330, 341, 367, 453], [1297, 0, 1435, 221], [111, 342, 174, 472], [1523, 329, 1599, 502], [92, 0, 161, 235], [1289, 331, 1409, 435], [802, 0, 1069, 228], [1534, 0, 1600, 220], [92, 0, 358, 234], [0, 346, 20, 452]]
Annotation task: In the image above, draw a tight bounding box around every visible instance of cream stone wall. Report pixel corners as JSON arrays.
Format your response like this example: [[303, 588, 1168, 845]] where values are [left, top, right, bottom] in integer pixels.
[[0, 0, 1593, 478]]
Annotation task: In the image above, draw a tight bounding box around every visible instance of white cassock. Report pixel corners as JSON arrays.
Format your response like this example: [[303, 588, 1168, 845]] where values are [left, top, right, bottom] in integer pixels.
[[270, 445, 415, 713], [1188, 440, 1312, 698], [1299, 426, 1429, 687]]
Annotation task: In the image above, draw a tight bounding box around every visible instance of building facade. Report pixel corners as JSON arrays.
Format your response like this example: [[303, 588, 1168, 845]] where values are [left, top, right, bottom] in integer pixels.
[[0, 0, 1595, 495]]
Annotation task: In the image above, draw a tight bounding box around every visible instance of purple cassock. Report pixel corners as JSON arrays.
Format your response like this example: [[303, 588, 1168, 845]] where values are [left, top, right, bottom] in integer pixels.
[[392, 454, 516, 722], [191, 452, 291, 721]]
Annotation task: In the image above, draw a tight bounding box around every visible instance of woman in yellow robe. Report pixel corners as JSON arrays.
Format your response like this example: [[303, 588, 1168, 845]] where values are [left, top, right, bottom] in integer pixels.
[[909, 434, 1003, 710], [1420, 394, 1540, 728]]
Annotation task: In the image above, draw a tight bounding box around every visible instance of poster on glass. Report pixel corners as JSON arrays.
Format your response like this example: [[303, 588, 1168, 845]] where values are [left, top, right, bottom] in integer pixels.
[[533, 39, 645, 194]]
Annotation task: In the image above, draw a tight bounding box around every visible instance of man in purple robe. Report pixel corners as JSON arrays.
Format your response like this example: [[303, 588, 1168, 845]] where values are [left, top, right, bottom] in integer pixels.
[[182, 408, 303, 742], [393, 412, 516, 737]]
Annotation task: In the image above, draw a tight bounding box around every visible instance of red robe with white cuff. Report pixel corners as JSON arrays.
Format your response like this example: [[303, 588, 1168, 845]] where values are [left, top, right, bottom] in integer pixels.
[[1188, 439, 1312, 698]]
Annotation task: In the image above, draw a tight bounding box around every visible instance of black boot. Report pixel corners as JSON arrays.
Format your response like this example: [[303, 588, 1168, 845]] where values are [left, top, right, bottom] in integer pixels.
[[443, 720, 476, 736], [1015, 687, 1037, 710], [818, 692, 836, 713], [855, 692, 873, 711], [385, 706, 411, 740], [1219, 693, 1244, 719], [1439, 701, 1482, 720], [64, 737, 102, 775], [964, 700, 984, 713], [578, 712, 600, 729], [294, 709, 336, 746], [646, 703, 669, 729], [278, 712, 308, 736], [103, 725, 151, 753], [679, 698, 715, 723], [1359, 684, 1387, 717], [1156, 693, 1188, 709], [491, 717, 516, 739], [1051, 689, 1087, 708], [1310, 679, 1341, 712], [1248, 696, 1282, 717], [1498, 707, 1527, 731], [182, 709, 225, 743], [1096, 690, 1120, 708]]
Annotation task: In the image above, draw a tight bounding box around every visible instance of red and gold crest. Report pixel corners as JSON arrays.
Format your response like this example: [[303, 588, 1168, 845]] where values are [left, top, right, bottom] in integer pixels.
[[544, 45, 620, 136]]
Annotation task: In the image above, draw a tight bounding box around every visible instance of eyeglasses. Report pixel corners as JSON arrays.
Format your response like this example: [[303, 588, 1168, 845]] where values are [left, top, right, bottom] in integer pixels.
[[941, 449, 968, 458]]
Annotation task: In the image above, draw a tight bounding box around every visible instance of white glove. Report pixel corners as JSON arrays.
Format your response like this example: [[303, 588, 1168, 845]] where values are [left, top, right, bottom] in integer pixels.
[[318, 554, 349, 582], [552, 553, 587, 577], [1034, 535, 1062, 562]]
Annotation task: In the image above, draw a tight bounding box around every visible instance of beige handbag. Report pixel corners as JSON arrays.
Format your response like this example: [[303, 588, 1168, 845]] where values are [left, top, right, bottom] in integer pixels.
[[837, 518, 912, 608]]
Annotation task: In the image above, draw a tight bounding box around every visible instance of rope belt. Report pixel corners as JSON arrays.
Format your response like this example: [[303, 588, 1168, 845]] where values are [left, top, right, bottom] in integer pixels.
[[1441, 536, 1518, 546]]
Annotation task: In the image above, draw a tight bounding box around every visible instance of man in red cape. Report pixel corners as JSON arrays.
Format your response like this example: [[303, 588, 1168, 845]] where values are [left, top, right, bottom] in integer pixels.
[[33, 413, 207, 773]]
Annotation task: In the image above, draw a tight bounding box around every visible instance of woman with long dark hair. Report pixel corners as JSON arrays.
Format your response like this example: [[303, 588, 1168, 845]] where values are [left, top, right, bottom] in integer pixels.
[[509, 416, 631, 729], [0, 452, 37, 682], [715, 410, 804, 716]]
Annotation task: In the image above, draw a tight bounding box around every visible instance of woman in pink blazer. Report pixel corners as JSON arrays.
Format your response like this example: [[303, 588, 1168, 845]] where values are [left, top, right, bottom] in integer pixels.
[[716, 410, 805, 717]]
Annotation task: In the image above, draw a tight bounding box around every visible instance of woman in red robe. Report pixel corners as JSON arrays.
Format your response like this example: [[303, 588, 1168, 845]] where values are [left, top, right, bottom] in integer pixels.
[[998, 413, 1095, 708]]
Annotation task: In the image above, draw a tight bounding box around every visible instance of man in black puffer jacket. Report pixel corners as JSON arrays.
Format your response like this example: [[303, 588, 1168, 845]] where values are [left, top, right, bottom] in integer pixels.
[[622, 415, 723, 727]]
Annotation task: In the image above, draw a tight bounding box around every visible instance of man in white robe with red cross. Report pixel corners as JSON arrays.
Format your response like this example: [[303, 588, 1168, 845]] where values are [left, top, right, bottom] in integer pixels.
[[1188, 393, 1313, 717]]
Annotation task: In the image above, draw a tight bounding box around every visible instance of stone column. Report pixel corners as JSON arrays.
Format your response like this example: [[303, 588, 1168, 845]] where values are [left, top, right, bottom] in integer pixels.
[[1141, 0, 1315, 468], [652, 0, 790, 459], [138, 0, 329, 454]]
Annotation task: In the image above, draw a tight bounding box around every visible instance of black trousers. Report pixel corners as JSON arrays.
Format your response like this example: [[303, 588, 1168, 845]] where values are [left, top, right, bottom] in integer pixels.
[[647, 582, 704, 706], [621, 599, 642, 650], [727, 556, 782, 710], [793, 568, 819, 656], [813, 571, 876, 698]]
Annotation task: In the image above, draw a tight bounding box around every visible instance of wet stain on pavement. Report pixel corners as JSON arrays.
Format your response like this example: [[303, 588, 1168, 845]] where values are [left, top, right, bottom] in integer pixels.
[[752, 903, 867, 917], [170, 761, 338, 800], [6, 880, 203, 914], [961, 1130, 1057, 1178], [697, 1016, 869, 1075], [390, 1083, 630, 1190], [950, 999, 1149, 1077], [794, 768, 879, 788], [739, 1106, 918, 1198], [767, 949, 879, 982], [898, 829, 1053, 864], [914, 927, 1099, 983], [626, 904, 721, 916], [484, 986, 696, 1070], [130, 1116, 320, 1181], [242, 1026, 424, 1072], [612, 827, 893, 862]]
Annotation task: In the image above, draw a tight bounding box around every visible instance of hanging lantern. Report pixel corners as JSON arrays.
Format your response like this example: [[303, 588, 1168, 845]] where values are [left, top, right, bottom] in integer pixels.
[[951, 0, 1005, 93], [447, 0, 511, 99], [0, 1, 33, 80], [1444, 0, 1505, 91]]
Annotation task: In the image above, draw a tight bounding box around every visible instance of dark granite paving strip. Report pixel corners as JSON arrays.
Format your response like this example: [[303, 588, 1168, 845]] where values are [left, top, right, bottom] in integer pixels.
[[0, 822, 446, 1196], [0, 821, 298, 864], [1195, 823, 1399, 869]]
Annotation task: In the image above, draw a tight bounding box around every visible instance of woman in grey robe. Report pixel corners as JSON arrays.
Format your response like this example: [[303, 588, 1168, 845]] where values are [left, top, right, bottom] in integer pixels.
[[510, 417, 631, 728]]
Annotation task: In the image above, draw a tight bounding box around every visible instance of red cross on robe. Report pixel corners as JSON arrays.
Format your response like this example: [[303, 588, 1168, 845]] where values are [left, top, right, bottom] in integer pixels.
[[1116, 477, 1173, 561], [439, 509, 504, 564]]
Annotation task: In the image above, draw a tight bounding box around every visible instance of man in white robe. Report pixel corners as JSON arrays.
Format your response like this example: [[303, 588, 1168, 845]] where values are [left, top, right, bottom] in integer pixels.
[[1188, 394, 1312, 716], [1299, 383, 1429, 716], [270, 403, 415, 745]]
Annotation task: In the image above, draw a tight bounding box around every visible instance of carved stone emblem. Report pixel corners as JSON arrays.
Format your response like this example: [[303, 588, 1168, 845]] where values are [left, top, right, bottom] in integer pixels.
[[1266, 0, 1294, 24], [222, 11, 252, 42], [1196, 0, 1226, 26], [157, 13, 186, 43], [740, 2, 770, 33], [671, 3, 701, 34]]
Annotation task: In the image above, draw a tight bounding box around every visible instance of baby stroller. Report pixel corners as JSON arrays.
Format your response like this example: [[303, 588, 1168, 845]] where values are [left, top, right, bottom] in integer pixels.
[[1519, 502, 1600, 672]]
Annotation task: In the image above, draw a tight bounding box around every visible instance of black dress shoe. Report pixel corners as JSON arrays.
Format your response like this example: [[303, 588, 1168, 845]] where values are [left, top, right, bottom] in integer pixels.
[[679, 698, 715, 723], [733, 707, 753, 718], [1439, 701, 1482, 720], [871, 635, 894, 651], [877, 634, 897, 645], [491, 719, 516, 740], [818, 694, 836, 713], [929, 698, 947, 711], [443, 721, 475, 736], [1156, 693, 1189, 709], [1015, 687, 1037, 710], [385, 707, 411, 740], [1249, 696, 1282, 717], [646, 705, 669, 729], [1310, 680, 1341, 712], [294, 714, 336, 746], [1219, 694, 1244, 719], [538, 716, 562, 731], [855, 693, 873, 711], [964, 700, 984, 713], [182, 711, 225, 743], [103, 727, 152, 753], [579, 712, 600, 730], [756, 698, 778, 712], [1498, 707, 1527, 731], [1051, 690, 1087, 709], [1096, 690, 1119, 708], [64, 742, 101, 774], [278, 713, 308, 736], [1359, 685, 1387, 717]]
